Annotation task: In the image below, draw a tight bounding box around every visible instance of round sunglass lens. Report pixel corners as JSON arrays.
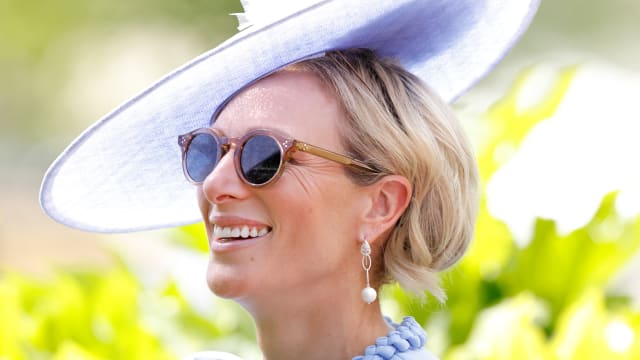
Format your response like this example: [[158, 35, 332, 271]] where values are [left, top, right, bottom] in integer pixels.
[[185, 133, 219, 182], [240, 135, 282, 185]]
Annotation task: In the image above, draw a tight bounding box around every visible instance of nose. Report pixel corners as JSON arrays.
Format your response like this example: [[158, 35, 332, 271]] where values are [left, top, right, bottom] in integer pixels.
[[201, 147, 250, 204]]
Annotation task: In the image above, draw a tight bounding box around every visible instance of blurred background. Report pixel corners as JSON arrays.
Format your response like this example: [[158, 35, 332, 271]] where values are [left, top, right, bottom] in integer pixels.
[[1, 0, 639, 359]]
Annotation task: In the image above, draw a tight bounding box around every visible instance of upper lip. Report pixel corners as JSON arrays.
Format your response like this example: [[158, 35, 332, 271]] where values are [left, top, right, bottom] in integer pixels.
[[208, 214, 271, 228]]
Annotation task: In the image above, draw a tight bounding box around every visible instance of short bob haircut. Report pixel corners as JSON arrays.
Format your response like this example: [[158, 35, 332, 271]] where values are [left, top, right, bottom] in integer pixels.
[[289, 49, 479, 301]]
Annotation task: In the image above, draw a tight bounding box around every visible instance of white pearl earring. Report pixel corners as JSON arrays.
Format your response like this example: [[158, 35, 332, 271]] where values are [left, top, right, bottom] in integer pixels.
[[360, 239, 377, 304]]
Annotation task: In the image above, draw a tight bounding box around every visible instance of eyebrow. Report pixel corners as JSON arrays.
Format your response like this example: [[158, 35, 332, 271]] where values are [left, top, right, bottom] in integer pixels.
[[210, 125, 290, 139]]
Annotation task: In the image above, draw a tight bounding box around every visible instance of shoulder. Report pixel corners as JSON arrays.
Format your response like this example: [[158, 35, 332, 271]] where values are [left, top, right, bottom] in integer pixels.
[[182, 351, 244, 360]]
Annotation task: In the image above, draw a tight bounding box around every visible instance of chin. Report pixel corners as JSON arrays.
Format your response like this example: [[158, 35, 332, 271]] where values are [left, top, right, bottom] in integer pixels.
[[206, 262, 250, 299]]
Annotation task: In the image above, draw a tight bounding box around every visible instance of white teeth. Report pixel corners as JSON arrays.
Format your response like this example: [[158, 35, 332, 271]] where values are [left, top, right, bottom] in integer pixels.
[[213, 225, 270, 239], [222, 227, 231, 237]]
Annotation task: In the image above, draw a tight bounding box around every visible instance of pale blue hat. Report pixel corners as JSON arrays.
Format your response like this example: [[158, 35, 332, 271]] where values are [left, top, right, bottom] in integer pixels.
[[40, 0, 540, 232]]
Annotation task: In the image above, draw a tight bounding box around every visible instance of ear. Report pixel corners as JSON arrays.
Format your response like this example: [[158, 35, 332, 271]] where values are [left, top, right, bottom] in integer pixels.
[[360, 175, 412, 245]]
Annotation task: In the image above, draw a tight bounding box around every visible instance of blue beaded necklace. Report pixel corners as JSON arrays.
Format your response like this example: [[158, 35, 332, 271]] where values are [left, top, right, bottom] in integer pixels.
[[352, 316, 429, 360]]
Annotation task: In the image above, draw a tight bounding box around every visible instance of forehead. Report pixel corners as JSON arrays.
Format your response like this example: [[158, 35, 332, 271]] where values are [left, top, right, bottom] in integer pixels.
[[213, 70, 345, 147]]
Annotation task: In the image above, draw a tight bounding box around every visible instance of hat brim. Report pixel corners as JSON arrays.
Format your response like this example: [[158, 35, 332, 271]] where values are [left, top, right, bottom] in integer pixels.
[[40, 0, 539, 232]]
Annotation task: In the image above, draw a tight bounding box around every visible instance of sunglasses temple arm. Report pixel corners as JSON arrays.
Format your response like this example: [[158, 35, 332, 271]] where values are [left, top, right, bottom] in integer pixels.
[[295, 142, 377, 172]]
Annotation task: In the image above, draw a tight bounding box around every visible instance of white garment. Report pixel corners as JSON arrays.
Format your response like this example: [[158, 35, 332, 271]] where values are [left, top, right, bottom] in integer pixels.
[[183, 351, 243, 360]]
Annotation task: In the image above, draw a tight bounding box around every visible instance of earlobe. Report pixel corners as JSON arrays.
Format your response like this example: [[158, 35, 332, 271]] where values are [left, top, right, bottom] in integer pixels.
[[363, 175, 412, 244]]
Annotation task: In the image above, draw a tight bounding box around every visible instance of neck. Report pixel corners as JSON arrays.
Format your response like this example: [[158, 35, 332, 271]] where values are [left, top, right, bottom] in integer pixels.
[[237, 279, 391, 360]]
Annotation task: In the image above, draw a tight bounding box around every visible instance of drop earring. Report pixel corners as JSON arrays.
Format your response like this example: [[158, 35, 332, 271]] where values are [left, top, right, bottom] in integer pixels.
[[360, 238, 377, 304]]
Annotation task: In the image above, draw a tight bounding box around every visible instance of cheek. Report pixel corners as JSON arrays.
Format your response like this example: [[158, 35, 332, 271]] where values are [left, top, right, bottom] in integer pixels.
[[196, 187, 212, 236], [196, 186, 208, 216], [268, 176, 360, 260], [270, 173, 346, 233]]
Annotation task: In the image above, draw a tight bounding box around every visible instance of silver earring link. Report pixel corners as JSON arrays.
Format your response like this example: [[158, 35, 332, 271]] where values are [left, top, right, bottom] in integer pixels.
[[360, 239, 377, 304]]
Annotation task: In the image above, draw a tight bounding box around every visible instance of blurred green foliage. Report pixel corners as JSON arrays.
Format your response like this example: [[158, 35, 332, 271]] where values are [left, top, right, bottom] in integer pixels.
[[386, 67, 640, 359], [0, 261, 257, 359], [0, 0, 241, 60], [1, 64, 639, 359], [0, 0, 240, 142], [0, 265, 175, 359]]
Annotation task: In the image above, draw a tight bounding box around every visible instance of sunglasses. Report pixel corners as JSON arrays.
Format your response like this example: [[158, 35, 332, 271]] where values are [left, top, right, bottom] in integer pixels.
[[178, 128, 379, 187]]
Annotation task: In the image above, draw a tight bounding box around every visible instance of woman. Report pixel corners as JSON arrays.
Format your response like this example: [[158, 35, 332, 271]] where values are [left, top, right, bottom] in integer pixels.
[[40, 1, 538, 359], [181, 49, 476, 359]]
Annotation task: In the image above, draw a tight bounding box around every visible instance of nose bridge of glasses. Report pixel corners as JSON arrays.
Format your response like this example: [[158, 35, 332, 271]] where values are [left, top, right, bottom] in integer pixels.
[[220, 140, 233, 156], [221, 136, 249, 161], [205, 139, 241, 186], [219, 137, 247, 175]]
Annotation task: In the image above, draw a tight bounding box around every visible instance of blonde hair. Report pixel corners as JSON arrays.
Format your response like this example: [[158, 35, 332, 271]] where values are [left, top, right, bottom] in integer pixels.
[[291, 49, 479, 301]]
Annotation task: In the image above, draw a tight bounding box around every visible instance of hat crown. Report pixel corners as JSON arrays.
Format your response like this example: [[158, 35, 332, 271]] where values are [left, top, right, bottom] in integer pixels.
[[234, 0, 323, 30]]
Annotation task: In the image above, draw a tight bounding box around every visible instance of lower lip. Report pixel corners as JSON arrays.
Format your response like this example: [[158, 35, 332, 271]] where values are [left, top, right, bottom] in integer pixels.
[[209, 233, 270, 253]]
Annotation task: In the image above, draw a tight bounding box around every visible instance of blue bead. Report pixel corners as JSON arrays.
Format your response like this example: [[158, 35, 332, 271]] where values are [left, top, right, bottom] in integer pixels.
[[364, 345, 377, 355], [375, 345, 396, 358], [352, 316, 428, 359], [399, 328, 413, 338], [375, 337, 389, 346], [417, 331, 427, 345], [406, 334, 420, 348], [389, 335, 410, 351], [363, 355, 383, 360]]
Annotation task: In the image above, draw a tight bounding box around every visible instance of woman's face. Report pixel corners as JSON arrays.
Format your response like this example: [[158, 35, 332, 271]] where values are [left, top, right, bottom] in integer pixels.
[[197, 70, 368, 303]]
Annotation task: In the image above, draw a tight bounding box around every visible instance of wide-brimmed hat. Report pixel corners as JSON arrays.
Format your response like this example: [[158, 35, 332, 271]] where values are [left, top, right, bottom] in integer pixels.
[[40, 0, 539, 233]]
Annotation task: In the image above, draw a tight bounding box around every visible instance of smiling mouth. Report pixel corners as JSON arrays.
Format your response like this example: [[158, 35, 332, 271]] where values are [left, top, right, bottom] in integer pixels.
[[213, 225, 272, 242]]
